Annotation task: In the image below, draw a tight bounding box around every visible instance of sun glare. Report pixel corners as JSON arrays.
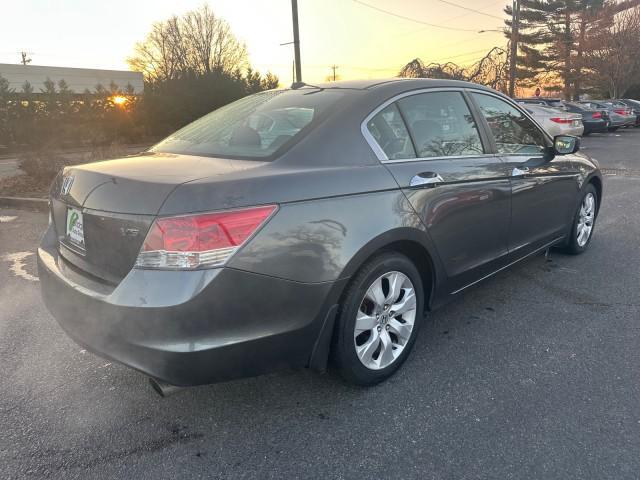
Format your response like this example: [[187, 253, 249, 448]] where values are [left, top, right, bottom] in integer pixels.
[[111, 95, 128, 106]]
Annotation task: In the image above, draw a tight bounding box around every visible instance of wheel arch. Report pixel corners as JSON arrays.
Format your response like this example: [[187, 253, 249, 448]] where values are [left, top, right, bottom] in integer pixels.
[[587, 175, 603, 215], [338, 227, 439, 309], [307, 227, 441, 372]]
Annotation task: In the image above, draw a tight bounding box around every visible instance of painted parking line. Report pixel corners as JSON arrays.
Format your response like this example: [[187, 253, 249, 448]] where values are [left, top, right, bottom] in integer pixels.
[[1, 251, 39, 282], [0, 216, 18, 223]]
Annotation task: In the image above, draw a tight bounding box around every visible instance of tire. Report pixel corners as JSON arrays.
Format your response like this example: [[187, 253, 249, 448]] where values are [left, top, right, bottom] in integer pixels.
[[560, 184, 598, 255], [332, 252, 424, 386], [608, 126, 619, 132]]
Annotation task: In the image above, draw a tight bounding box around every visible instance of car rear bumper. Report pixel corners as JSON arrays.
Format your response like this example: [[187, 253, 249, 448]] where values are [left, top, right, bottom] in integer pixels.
[[544, 123, 583, 137], [37, 225, 336, 386], [609, 115, 633, 127], [565, 124, 584, 136], [582, 119, 609, 134]]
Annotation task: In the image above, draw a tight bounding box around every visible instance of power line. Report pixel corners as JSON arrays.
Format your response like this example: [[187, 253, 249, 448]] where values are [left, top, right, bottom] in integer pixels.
[[394, 0, 505, 40], [430, 0, 504, 20], [430, 47, 505, 63], [351, 0, 490, 32]]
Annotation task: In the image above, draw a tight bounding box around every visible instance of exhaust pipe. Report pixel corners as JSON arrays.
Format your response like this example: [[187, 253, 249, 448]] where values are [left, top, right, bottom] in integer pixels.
[[149, 377, 185, 397]]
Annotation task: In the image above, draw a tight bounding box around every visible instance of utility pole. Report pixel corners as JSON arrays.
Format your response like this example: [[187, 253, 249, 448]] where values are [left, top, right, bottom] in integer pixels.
[[291, 0, 302, 85], [329, 64, 339, 81], [20, 51, 32, 66], [508, 0, 520, 97]]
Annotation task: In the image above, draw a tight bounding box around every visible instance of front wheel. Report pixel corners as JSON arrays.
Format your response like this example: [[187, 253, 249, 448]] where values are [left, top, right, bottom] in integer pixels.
[[332, 252, 424, 386], [560, 184, 598, 255]]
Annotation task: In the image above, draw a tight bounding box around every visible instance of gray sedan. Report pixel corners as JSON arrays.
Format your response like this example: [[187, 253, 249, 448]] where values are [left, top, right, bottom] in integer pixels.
[[578, 100, 636, 130], [38, 79, 602, 394]]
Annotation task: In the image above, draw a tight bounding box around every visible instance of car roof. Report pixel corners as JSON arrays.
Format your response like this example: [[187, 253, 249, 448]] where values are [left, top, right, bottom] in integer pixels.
[[517, 97, 564, 101], [565, 102, 590, 110], [292, 77, 498, 93]]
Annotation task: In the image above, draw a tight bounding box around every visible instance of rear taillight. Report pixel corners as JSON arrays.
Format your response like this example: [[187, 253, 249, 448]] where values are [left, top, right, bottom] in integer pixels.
[[135, 205, 277, 269], [614, 108, 628, 115], [550, 117, 573, 124], [592, 112, 602, 119]]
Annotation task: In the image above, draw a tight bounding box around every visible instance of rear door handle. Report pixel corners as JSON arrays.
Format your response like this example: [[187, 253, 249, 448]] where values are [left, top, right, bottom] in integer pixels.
[[409, 172, 444, 188]]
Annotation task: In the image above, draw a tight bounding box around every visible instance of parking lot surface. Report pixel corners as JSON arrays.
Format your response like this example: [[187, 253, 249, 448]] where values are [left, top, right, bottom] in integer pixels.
[[1, 130, 639, 479]]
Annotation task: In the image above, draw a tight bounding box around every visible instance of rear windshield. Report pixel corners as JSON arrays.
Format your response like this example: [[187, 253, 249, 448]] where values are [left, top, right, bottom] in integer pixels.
[[152, 89, 346, 160], [565, 103, 588, 111]]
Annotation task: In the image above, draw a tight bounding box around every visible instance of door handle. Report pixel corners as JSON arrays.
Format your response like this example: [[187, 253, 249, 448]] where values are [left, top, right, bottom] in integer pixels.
[[511, 166, 530, 177], [410, 172, 444, 188]]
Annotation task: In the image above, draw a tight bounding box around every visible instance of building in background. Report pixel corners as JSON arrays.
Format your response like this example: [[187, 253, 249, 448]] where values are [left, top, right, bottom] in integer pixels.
[[0, 63, 143, 94]]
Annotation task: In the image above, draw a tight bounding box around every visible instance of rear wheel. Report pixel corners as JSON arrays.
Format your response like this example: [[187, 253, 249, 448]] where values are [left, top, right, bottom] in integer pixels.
[[560, 184, 598, 255], [332, 252, 424, 386], [608, 126, 619, 132]]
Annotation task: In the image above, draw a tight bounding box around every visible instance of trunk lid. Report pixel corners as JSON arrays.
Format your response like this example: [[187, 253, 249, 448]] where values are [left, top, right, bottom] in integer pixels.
[[51, 152, 267, 283]]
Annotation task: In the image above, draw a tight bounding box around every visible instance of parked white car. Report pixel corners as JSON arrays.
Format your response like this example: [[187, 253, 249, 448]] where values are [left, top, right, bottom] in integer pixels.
[[521, 104, 584, 137]]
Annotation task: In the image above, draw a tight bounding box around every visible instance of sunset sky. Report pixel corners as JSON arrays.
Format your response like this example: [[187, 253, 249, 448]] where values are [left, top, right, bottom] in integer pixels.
[[0, 0, 507, 84]]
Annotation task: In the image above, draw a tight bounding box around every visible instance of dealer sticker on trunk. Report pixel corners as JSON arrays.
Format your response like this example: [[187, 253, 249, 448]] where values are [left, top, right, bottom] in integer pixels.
[[66, 207, 85, 248]]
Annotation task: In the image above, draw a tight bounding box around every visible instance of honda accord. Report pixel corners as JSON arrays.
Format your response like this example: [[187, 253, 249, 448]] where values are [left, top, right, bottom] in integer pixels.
[[38, 79, 602, 392]]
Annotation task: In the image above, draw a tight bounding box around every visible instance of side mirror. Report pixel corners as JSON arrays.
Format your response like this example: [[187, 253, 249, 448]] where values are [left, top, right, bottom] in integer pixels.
[[553, 135, 580, 155]]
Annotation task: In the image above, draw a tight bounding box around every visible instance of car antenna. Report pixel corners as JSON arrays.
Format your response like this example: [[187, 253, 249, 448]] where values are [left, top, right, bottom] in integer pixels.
[[290, 81, 325, 93]]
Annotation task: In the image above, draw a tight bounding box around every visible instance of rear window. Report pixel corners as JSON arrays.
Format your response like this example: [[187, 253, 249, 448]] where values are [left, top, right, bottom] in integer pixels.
[[152, 89, 346, 159]]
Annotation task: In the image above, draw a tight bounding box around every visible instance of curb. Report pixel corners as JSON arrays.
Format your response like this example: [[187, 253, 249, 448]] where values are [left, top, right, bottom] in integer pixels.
[[0, 196, 49, 213]]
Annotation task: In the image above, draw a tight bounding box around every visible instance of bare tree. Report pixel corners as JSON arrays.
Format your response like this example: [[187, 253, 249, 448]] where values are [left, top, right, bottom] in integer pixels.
[[399, 47, 509, 93], [128, 5, 248, 81], [585, 6, 640, 97], [465, 47, 509, 92], [399, 59, 466, 80]]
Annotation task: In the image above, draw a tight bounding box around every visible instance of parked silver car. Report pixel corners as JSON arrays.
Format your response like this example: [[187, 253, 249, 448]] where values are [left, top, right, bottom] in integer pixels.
[[521, 104, 584, 137]]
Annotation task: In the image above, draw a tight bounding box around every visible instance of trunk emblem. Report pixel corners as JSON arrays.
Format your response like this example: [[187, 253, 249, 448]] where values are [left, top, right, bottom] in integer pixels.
[[61, 175, 74, 196], [120, 227, 140, 237]]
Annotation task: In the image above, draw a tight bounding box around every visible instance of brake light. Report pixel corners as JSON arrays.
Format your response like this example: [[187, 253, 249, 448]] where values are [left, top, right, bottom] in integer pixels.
[[614, 108, 628, 115], [550, 117, 573, 124], [592, 112, 602, 119], [135, 205, 277, 269]]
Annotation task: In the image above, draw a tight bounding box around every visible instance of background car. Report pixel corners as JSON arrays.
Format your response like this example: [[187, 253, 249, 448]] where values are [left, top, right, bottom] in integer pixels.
[[578, 100, 635, 130], [564, 102, 610, 135], [616, 98, 640, 126], [598, 100, 638, 127], [521, 104, 584, 137], [516, 97, 567, 110]]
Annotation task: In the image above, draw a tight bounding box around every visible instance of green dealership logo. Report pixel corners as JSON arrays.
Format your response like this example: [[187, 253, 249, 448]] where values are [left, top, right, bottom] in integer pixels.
[[68, 211, 79, 231]]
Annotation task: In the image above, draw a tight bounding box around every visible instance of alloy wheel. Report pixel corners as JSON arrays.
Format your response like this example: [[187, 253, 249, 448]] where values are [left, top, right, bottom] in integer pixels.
[[576, 192, 595, 247], [354, 271, 417, 370]]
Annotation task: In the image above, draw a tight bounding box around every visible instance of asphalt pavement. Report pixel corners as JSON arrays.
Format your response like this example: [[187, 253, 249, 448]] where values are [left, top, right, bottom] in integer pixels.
[[1, 129, 639, 479]]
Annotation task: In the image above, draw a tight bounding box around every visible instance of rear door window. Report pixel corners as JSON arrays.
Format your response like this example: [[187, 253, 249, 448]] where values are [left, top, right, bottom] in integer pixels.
[[366, 104, 416, 160], [397, 91, 484, 158], [471, 93, 547, 155]]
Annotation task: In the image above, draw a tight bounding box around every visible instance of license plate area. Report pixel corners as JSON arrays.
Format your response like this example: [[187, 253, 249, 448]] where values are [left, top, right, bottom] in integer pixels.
[[65, 207, 86, 252]]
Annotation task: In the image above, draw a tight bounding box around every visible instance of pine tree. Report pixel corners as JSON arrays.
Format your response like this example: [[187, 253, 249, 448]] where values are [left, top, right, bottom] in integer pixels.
[[505, 0, 607, 99]]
